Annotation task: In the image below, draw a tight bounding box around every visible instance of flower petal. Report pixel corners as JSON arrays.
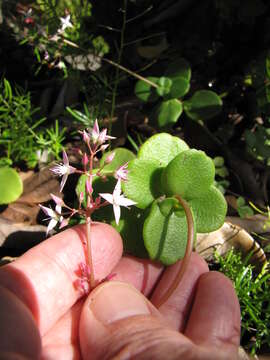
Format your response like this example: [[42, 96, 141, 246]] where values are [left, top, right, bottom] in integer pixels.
[[113, 204, 121, 225], [60, 174, 68, 192], [39, 205, 55, 218], [50, 193, 63, 206], [113, 179, 122, 198], [99, 193, 114, 204], [117, 197, 137, 207], [47, 218, 58, 234], [63, 150, 69, 166]]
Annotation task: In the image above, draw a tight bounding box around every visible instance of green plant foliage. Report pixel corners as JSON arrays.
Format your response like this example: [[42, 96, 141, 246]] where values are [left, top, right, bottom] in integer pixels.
[[138, 133, 189, 166], [213, 156, 230, 194], [0, 79, 65, 167], [245, 53, 270, 115], [165, 58, 191, 98], [165, 58, 192, 82], [162, 149, 215, 199], [143, 197, 194, 265], [245, 125, 270, 163], [189, 186, 227, 232], [76, 133, 227, 265], [156, 77, 172, 97], [122, 133, 227, 264], [168, 77, 190, 99], [135, 58, 222, 128], [183, 90, 223, 121], [122, 159, 163, 209], [0, 167, 23, 204], [236, 197, 254, 218], [134, 77, 159, 102], [156, 99, 183, 128], [216, 249, 270, 355]]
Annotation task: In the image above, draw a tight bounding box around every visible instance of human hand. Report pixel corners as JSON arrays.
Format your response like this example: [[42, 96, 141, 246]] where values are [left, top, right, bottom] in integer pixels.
[[0, 223, 240, 359]]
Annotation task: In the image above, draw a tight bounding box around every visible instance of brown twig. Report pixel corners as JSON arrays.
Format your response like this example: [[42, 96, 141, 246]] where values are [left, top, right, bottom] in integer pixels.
[[155, 194, 194, 308]]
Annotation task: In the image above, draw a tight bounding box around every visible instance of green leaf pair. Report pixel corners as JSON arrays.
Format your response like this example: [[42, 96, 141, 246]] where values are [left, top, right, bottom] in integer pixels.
[[123, 133, 227, 265], [134, 58, 222, 128]]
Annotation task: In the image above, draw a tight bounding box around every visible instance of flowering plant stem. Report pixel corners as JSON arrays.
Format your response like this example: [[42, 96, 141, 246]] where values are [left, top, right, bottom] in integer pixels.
[[155, 194, 194, 308], [86, 215, 95, 288]]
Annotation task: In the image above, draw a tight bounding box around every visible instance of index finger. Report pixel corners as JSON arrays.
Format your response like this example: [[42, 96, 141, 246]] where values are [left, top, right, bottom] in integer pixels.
[[0, 223, 123, 335]]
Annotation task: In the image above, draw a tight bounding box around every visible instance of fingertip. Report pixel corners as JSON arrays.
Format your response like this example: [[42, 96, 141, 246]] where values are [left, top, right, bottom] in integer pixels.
[[185, 270, 241, 352]]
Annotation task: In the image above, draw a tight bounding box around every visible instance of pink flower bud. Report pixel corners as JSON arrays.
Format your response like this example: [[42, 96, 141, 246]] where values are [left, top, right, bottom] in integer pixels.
[[100, 144, 109, 152], [79, 191, 84, 202], [86, 178, 93, 195], [105, 152, 115, 164], [82, 153, 88, 167], [81, 130, 90, 145]]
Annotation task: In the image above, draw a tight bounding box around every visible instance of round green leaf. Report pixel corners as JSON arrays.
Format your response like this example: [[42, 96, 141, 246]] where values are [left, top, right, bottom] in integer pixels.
[[143, 197, 194, 265], [157, 99, 183, 128], [184, 90, 222, 121], [165, 58, 191, 82], [122, 159, 163, 209], [169, 77, 190, 99], [134, 77, 159, 102], [0, 167, 23, 204], [189, 185, 227, 233], [162, 149, 215, 199], [156, 77, 172, 97], [100, 148, 135, 174], [138, 133, 189, 166]]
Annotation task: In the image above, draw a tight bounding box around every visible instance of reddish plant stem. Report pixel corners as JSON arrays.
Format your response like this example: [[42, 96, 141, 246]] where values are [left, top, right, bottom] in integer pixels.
[[155, 194, 194, 308], [86, 151, 96, 288], [86, 214, 95, 288]]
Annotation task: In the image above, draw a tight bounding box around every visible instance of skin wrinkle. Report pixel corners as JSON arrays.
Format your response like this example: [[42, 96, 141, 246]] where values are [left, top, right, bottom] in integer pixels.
[[100, 318, 194, 360], [84, 314, 186, 360]]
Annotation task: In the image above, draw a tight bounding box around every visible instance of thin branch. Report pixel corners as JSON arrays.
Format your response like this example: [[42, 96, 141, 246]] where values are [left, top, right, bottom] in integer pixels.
[[123, 32, 166, 46], [126, 5, 153, 23]]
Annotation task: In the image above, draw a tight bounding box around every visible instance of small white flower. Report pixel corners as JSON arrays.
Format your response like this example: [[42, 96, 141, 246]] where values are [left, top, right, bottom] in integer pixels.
[[115, 163, 129, 181], [91, 119, 116, 145], [59, 14, 73, 31], [99, 180, 136, 225], [51, 151, 76, 192], [39, 204, 62, 234]]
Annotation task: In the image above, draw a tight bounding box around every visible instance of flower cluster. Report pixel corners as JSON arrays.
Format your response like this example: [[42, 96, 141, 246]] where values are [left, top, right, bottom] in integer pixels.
[[40, 120, 136, 233]]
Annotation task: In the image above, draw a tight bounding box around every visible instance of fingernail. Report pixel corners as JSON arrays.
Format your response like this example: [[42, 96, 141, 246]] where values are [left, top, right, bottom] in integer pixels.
[[89, 281, 151, 325]]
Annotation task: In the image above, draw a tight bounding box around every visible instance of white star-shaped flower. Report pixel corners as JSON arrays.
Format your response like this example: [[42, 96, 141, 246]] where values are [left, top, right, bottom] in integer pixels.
[[51, 150, 76, 192], [99, 180, 136, 225], [59, 14, 73, 31]]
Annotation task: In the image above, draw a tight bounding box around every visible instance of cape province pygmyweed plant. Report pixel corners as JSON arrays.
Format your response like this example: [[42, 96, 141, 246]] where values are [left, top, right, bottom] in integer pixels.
[[40, 120, 227, 306]]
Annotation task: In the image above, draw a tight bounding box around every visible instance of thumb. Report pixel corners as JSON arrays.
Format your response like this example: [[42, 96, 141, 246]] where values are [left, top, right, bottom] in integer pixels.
[[79, 281, 188, 360]]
